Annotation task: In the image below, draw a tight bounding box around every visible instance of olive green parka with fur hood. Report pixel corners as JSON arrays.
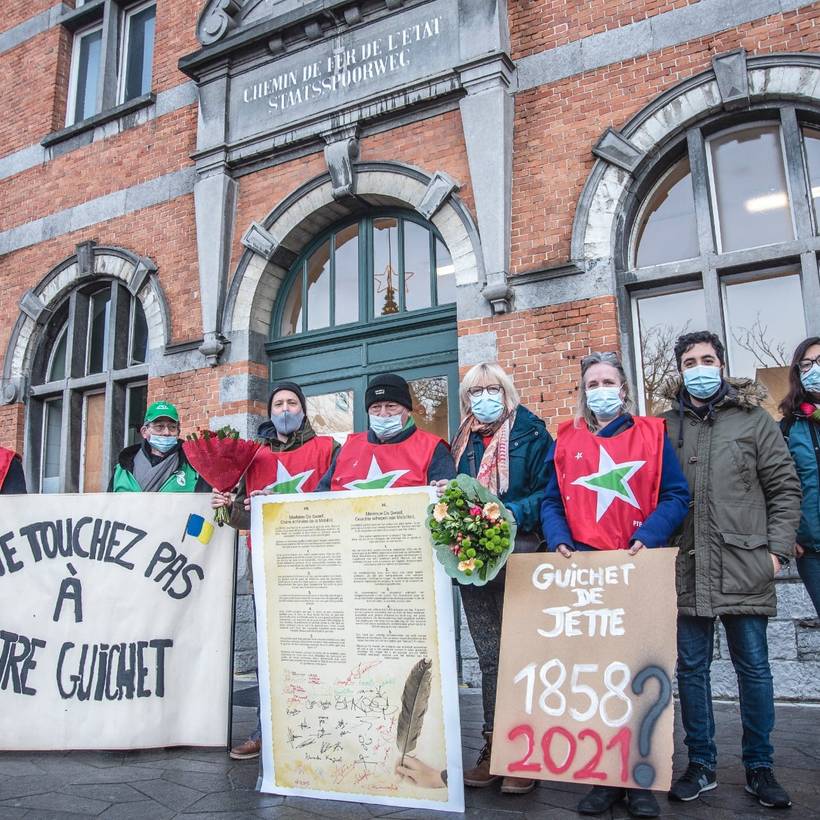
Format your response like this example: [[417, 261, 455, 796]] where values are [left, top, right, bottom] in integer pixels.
[[661, 377, 801, 617]]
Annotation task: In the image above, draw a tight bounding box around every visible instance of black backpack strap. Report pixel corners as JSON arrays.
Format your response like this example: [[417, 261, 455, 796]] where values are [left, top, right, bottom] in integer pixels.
[[780, 416, 795, 440], [808, 422, 820, 477]]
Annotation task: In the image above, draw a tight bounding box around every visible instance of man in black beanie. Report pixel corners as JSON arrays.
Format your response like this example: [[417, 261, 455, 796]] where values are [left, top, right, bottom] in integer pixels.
[[316, 373, 455, 491]]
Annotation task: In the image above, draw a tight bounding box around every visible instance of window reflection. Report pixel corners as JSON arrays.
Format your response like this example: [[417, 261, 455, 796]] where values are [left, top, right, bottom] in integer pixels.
[[404, 221, 432, 311], [307, 391, 354, 444], [803, 127, 820, 232], [409, 376, 450, 440], [723, 271, 806, 416], [48, 327, 68, 382], [708, 125, 794, 252], [281, 268, 303, 336], [373, 218, 400, 316], [41, 399, 63, 494], [306, 240, 331, 331], [435, 239, 456, 304], [634, 288, 707, 415], [87, 290, 111, 374], [634, 158, 698, 268], [334, 224, 359, 325]]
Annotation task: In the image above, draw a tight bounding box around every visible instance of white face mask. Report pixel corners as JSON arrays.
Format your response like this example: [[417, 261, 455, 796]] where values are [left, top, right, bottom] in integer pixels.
[[369, 413, 404, 439]]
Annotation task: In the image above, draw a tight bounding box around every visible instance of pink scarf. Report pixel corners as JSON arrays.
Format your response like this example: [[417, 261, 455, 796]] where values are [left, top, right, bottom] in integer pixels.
[[451, 410, 515, 496]]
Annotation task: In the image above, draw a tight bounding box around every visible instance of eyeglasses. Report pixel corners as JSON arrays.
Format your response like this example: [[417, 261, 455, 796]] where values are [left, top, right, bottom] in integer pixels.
[[467, 384, 503, 397], [798, 355, 820, 373], [147, 421, 179, 434], [581, 351, 620, 367]]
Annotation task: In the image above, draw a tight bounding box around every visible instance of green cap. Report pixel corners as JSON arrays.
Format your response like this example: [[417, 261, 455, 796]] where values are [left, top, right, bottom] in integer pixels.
[[144, 401, 180, 424]]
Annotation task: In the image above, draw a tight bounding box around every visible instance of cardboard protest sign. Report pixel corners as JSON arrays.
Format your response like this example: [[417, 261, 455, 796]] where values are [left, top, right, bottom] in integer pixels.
[[251, 488, 463, 813], [0, 494, 235, 750], [491, 550, 677, 791]]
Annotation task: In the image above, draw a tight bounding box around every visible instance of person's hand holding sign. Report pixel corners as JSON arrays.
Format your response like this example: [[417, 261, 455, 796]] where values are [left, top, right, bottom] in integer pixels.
[[557, 543, 573, 559], [628, 539, 646, 556]]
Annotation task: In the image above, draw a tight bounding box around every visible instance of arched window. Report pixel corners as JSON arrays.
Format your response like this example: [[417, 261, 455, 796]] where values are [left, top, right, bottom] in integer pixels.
[[626, 111, 820, 416], [30, 279, 149, 492], [277, 211, 455, 336], [269, 210, 459, 442]]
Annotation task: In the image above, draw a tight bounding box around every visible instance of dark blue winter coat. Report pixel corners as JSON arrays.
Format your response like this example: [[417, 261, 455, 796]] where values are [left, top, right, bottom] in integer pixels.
[[785, 417, 820, 553], [540, 414, 690, 551], [456, 404, 552, 536]]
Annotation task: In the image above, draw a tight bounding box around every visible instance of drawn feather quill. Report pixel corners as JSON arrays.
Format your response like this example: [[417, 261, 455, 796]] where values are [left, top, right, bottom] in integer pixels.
[[396, 658, 433, 765]]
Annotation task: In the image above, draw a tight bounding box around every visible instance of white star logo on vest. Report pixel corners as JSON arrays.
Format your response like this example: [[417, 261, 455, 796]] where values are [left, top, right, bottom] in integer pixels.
[[572, 445, 646, 522], [264, 461, 314, 494], [343, 455, 409, 491]]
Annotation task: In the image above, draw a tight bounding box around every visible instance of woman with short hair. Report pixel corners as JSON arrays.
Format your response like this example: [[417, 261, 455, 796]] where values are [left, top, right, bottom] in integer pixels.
[[445, 362, 552, 795], [540, 351, 689, 818]]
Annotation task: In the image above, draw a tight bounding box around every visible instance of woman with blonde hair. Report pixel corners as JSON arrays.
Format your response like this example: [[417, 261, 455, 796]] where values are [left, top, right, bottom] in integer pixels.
[[540, 351, 689, 818], [442, 362, 552, 795]]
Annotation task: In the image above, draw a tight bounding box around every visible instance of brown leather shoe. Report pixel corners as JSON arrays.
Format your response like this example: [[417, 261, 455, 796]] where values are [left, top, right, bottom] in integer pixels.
[[463, 732, 501, 788], [229, 737, 261, 759], [501, 775, 537, 794]]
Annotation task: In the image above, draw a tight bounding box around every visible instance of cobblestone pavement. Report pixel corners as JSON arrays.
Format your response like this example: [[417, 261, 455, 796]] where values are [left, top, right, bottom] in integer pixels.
[[1, 685, 818, 819]]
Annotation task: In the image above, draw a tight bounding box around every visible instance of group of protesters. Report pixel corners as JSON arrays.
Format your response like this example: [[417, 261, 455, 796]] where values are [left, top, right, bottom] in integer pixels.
[[2, 329, 818, 816]]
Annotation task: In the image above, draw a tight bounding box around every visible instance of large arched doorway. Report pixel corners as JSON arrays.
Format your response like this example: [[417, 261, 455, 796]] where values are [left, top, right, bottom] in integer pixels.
[[267, 209, 460, 441]]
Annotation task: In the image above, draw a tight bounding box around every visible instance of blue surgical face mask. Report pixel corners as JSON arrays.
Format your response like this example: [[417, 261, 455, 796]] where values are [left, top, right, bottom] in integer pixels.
[[586, 387, 623, 421], [369, 412, 404, 440], [271, 410, 304, 435], [149, 434, 177, 453], [801, 364, 820, 393], [683, 365, 723, 399], [470, 393, 504, 424]]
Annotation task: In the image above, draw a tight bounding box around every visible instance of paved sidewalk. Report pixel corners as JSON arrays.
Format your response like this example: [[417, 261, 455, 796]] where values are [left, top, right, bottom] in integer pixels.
[[1, 686, 818, 819]]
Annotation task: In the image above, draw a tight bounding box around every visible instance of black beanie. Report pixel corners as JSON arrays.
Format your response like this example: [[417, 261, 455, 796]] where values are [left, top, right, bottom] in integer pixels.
[[267, 381, 307, 416], [365, 373, 413, 411]]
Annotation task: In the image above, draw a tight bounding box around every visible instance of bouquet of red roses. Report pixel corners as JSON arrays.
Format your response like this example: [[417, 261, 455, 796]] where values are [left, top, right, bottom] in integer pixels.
[[182, 426, 261, 525]]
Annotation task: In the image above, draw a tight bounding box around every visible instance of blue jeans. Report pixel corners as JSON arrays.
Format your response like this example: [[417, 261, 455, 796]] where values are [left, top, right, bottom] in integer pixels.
[[797, 551, 820, 618], [676, 614, 774, 771]]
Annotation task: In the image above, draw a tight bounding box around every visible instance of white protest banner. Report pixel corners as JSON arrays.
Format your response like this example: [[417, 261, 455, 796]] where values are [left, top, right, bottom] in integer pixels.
[[491, 550, 678, 791], [251, 488, 463, 813], [0, 493, 235, 750]]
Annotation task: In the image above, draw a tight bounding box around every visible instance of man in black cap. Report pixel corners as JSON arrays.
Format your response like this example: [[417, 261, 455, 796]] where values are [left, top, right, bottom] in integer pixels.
[[316, 373, 455, 491]]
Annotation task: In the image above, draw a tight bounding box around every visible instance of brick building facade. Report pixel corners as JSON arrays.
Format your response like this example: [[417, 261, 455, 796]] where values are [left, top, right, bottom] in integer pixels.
[[1, 0, 818, 698]]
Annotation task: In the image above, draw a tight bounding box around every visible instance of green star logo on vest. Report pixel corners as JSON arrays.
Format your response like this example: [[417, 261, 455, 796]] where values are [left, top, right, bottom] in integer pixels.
[[264, 462, 314, 494], [572, 445, 646, 522], [343, 455, 408, 491]]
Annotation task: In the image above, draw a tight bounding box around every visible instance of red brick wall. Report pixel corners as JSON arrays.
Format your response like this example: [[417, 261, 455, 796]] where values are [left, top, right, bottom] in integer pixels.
[[0, 196, 201, 374], [0, 404, 26, 454], [510, 5, 820, 274], [149, 361, 269, 435], [0, 105, 196, 233], [458, 296, 620, 433], [0, 1, 58, 35], [509, 0, 699, 60]]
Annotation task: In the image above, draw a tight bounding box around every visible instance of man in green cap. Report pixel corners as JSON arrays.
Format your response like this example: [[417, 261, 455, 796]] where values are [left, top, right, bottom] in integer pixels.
[[109, 401, 209, 492]]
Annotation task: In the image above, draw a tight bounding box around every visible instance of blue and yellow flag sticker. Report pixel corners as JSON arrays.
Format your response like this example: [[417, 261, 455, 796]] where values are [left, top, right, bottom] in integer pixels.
[[183, 514, 214, 545]]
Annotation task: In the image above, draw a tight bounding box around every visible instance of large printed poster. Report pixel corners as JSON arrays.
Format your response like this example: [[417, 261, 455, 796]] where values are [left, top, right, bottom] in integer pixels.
[[491, 550, 678, 791], [0, 494, 235, 750], [251, 488, 464, 813]]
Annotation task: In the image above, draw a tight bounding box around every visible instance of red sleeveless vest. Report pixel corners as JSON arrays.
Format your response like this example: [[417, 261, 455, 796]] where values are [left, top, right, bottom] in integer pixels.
[[555, 416, 664, 551], [0, 448, 16, 490], [330, 428, 442, 491], [245, 436, 335, 495]]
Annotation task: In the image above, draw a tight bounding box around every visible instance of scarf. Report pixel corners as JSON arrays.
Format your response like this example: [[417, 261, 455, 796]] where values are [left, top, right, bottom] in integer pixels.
[[256, 415, 318, 452], [132, 445, 180, 492], [451, 409, 515, 496]]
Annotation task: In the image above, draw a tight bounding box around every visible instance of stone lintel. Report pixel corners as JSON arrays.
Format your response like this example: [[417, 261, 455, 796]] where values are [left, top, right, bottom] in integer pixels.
[[418, 171, 460, 220], [128, 256, 158, 296], [713, 48, 749, 108], [592, 127, 645, 173], [76, 240, 96, 277], [241, 222, 280, 261]]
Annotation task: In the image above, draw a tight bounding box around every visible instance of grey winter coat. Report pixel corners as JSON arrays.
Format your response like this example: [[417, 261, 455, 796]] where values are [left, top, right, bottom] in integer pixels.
[[661, 378, 801, 617]]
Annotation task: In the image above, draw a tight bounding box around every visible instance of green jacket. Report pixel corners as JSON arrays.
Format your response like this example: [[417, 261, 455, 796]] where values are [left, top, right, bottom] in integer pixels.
[[661, 378, 801, 617], [109, 442, 206, 493]]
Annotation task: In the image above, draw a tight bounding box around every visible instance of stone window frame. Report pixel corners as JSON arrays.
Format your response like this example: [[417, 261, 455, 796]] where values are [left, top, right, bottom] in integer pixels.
[[0, 242, 170, 492], [571, 53, 820, 405], [58, 0, 157, 129]]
